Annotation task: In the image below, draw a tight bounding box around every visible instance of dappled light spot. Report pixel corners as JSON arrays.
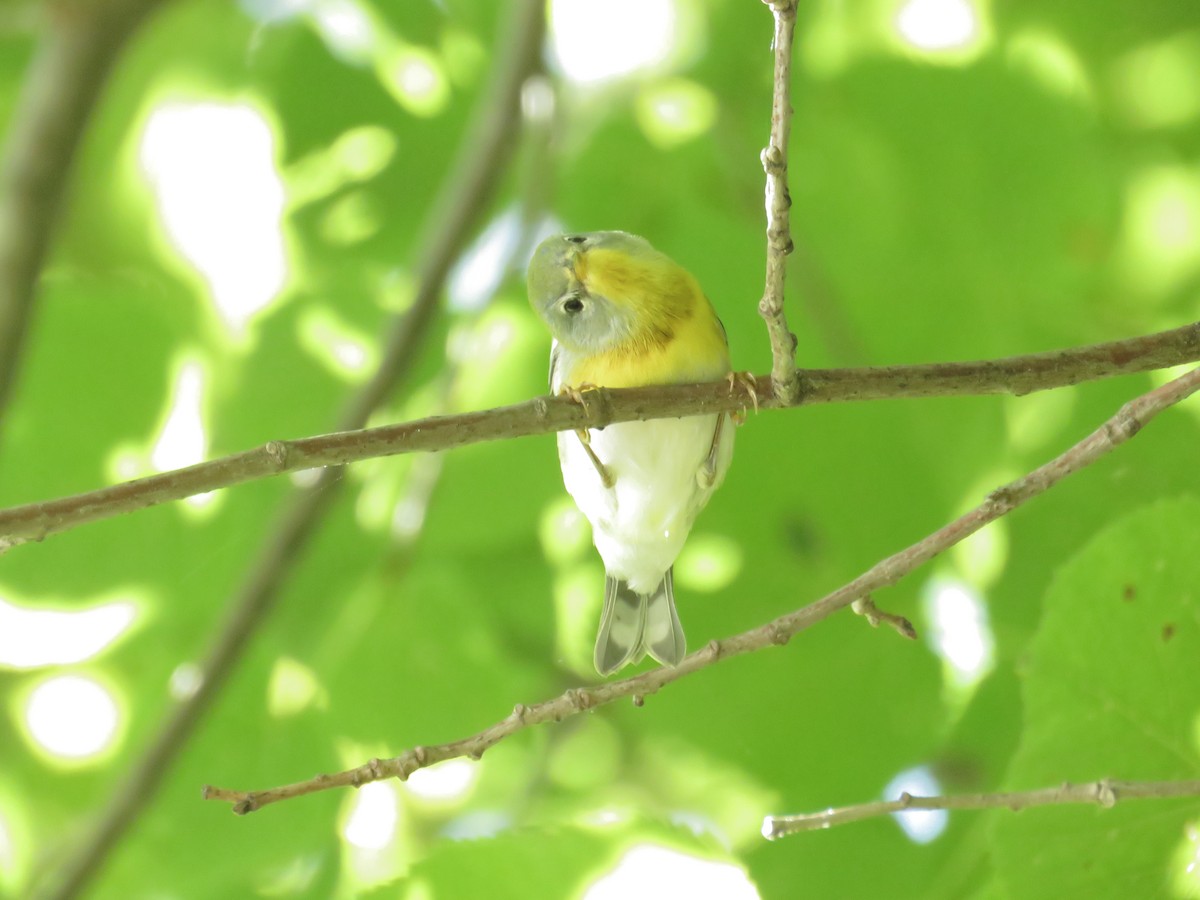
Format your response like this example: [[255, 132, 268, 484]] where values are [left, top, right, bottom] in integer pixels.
[[950, 473, 1013, 588], [539, 496, 592, 567], [287, 124, 396, 209], [555, 564, 605, 677], [1005, 388, 1076, 453], [151, 359, 207, 471], [405, 759, 479, 803], [1007, 29, 1094, 105], [0, 805, 17, 895], [449, 208, 525, 311], [1112, 32, 1200, 131], [168, 662, 203, 701], [267, 656, 325, 717], [342, 781, 399, 851], [922, 577, 995, 700], [1170, 820, 1200, 897], [550, 0, 682, 84], [298, 307, 377, 382], [893, 0, 989, 63], [307, 0, 377, 63], [635, 78, 718, 149], [674, 533, 743, 593], [441, 810, 513, 841], [320, 190, 384, 244], [378, 45, 450, 117], [882, 765, 947, 844], [1117, 165, 1200, 298], [140, 100, 287, 336], [23, 675, 120, 763], [0, 591, 139, 670], [582, 845, 759, 900]]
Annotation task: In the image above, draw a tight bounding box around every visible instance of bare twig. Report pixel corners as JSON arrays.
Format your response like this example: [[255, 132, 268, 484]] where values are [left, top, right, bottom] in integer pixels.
[[4, 320, 1199, 549], [762, 778, 1200, 838], [0, 0, 166, 447], [851, 596, 917, 639], [35, 2, 547, 897], [201, 366, 1200, 814], [758, 0, 800, 403]]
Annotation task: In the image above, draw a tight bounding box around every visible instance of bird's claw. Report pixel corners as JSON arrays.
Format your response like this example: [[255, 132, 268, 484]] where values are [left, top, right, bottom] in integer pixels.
[[727, 371, 759, 425]]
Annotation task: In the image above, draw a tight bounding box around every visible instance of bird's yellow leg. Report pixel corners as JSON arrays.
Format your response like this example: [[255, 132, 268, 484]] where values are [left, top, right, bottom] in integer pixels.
[[559, 383, 615, 489], [726, 371, 759, 426]]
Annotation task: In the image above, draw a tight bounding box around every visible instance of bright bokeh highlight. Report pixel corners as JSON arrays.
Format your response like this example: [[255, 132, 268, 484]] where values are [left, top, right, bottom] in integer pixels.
[[583, 845, 759, 900], [1118, 165, 1200, 297], [550, 0, 680, 84], [151, 359, 207, 472], [298, 308, 376, 381], [0, 593, 137, 670], [923, 577, 995, 695], [449, 208, 524, 311], [1113, 32, 1200, 130], [895, 0, 978, 51], [267, 656, 324, 717], [140, 100, 287, 334], [1006, 29, 1093, 104], [24, 675, 120, 762], [343, 781, 399, 851], [674, 533, 743, 592], [1170, 820, 1200, 897], [405, 759, 478, 802], [635, 78, 718, 149], [882, 765, 948, 844]]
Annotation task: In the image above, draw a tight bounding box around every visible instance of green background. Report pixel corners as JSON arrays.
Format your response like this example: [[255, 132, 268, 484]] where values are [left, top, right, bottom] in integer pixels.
[[1, 0, 1199, 897]]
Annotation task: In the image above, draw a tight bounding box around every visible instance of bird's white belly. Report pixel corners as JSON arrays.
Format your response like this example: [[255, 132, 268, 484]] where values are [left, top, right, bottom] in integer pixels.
[[558, 414, 733, 593]]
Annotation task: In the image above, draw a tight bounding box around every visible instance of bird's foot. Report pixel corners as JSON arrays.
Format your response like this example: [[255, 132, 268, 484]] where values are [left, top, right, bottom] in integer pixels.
[[727, 371, 759, 425]]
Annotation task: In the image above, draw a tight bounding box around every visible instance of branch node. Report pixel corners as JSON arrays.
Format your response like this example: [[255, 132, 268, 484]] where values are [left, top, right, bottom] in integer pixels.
[[233, 796, 257, 816], [511, 703, 528, 723], [631, 694, 645, 708], [851, 596, 918, 640], [264, 440, 289, 470], [770, 623, 791, 646], [567, 688, 594, 711], [706, 639, 722, 661], [1095, 779, 1117, 808]]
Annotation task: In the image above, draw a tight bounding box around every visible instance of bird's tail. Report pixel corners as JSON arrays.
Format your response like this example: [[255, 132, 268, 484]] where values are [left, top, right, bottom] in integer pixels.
[[594, 568, 686, 676]]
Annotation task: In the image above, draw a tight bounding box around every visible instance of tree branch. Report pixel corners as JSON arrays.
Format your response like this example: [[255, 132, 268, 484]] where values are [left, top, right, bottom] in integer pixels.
[[758, 0, 800, 404], [35, 1, 547, 897], [201, 365, 1200, 814], [762, 778, 1200, 838], [0, 0, 166, 447], [4, 320, 1199, 550]]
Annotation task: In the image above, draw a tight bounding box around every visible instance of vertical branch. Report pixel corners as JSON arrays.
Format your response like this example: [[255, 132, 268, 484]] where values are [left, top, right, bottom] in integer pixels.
[[0, 0, 163, 448], [758, 0, 800, 404], [35, 1, 547, 897]]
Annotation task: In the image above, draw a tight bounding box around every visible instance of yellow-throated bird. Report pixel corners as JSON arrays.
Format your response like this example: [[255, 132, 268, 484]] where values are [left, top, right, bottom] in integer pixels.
[[528, 231, 734, 675]]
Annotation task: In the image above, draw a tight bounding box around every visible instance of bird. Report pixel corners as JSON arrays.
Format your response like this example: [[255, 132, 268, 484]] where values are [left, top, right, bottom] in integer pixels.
[[527, 230, 735, 675]]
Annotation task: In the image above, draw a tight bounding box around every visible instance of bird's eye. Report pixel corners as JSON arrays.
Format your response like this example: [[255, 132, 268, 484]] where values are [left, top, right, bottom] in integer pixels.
[[562, 294, 584, 314], [565, 235, 587, 245]]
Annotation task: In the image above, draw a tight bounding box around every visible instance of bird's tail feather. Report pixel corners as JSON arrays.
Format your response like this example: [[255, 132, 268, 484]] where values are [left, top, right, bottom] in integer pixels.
[[594, 569, 686, 676]]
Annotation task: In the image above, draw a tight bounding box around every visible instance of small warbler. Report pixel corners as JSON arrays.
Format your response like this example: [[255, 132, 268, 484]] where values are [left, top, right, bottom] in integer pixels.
[[527, 231, 734, 675]]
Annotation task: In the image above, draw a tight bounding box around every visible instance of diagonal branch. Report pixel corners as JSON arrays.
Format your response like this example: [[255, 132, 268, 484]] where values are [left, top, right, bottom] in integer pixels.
[[4, 319, 1200, 549], [35, 1, 547, 897], [0, 0, 167, 448], [201, 365, 1200, 814], [758, 0, 800, 403], [762, 778, 1200, 838]]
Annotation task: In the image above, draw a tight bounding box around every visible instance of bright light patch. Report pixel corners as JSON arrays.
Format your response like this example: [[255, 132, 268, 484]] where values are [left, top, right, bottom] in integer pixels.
[[1005, 388, 1076, 453], [675, 533, 742, 593], [320, 190, 383, 245], [895, 0, 978, 51], [635, 78, 718, 149], [1118, 166, 1200, 296], [405, 759, 478, 801], [0, 804, 19, 894], [550, 0, 679, 84], [298, 308, 377, 381], [140, 101, 287, 335], [309, 0, 377, 63], [151, 360, 206, 472], [267, 656, 324, 717], [583, 845, 759, 900], [555, 564, 605, 677], [538, 496, 591, 566], [24, 675, 119, 761], [378, 46, 450, 117], [1112, 32, 1200, 130], [343, 782, 398, 850], [1170, 820, 1200, 897], [449, 209, 523, 311], [0, 594, 137, 670], [882, 766, 948, 844], [169, 662, 203, 701], [1006, 29, 1093, 104], [923, 578, 995, 694]]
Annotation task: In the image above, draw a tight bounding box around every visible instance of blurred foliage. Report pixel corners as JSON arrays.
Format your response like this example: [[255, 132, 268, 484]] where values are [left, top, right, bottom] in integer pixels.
[[1, 0, 1200, 897]]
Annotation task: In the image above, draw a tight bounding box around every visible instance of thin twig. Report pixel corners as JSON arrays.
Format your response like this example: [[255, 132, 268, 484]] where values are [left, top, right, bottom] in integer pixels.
[[758, 0, 800, 403], [0, 0, 166, 448], [201, 366, 1200, 814], [851, 596, 917, 639], [762, 778, 1200, 838], [4, 320, 1199, 549], [35, 2, 547, 897]]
